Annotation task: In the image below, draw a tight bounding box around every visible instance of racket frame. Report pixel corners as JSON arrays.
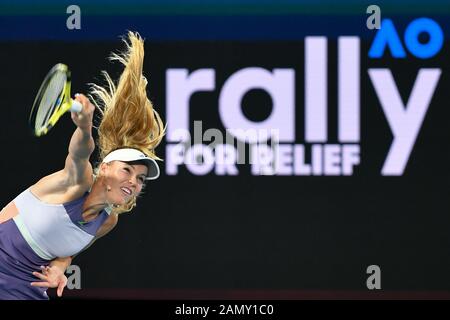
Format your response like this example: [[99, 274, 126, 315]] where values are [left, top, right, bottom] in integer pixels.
[[29, 63, 80, 137]]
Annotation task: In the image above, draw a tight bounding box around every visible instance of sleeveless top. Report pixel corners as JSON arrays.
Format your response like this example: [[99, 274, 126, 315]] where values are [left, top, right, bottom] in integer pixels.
[[12, 188, 110, 260]]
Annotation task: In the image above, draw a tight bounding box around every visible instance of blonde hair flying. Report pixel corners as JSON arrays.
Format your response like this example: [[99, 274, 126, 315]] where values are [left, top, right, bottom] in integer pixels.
[[90, 31, 165, 214]]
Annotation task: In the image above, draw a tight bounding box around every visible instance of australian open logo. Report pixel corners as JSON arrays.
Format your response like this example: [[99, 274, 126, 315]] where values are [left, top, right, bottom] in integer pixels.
[[165, 18, 443, 177]]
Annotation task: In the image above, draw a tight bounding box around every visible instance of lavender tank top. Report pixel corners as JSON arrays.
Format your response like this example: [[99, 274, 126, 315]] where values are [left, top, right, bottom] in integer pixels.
[[12, 188, 110, 260]]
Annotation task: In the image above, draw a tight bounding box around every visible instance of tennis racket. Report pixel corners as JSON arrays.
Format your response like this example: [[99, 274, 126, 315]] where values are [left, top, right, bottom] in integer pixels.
[[29, 63, 83, 137]]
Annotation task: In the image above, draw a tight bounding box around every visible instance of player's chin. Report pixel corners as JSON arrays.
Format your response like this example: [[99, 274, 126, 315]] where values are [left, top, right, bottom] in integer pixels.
[[117, 194, 133, 205], [108, 194, 128, 206], [113, 198, 127, 206]]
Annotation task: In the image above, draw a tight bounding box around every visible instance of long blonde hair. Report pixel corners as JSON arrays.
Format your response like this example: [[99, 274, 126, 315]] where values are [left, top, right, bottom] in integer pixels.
[[90, 31, 165, 214]]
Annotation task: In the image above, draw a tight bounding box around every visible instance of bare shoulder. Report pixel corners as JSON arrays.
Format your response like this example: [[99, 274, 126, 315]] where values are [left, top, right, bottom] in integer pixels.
[[96, 213, 119, 238], [30, 165, 94, 204]]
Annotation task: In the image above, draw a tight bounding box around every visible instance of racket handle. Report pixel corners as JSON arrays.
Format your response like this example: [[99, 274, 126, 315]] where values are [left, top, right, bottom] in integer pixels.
[[70, 100, 83, 113]]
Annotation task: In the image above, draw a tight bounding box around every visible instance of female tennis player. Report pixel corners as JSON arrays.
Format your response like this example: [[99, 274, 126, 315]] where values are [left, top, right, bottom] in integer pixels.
[[0, 32, 164, 299]]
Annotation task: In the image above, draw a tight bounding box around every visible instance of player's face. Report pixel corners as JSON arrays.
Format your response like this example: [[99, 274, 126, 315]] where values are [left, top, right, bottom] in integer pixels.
[[102, 161, 148, 205]]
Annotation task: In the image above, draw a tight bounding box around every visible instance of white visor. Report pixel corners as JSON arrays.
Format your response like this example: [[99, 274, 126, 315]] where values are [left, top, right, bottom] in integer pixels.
[[102, 148, 160, 180]]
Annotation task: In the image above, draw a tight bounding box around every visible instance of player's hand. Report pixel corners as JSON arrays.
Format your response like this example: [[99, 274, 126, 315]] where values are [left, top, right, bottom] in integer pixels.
[[71, 93, 95, 130], [31, 265, 68, 297]]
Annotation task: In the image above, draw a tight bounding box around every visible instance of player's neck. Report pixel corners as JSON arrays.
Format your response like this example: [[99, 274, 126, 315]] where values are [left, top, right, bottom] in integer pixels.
[[81, 182, 109, 220]]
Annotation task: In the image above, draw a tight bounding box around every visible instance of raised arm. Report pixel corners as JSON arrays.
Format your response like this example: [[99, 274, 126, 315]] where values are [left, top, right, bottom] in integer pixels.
[[31, 94, 96, 198], [64, 93, 96, 187]]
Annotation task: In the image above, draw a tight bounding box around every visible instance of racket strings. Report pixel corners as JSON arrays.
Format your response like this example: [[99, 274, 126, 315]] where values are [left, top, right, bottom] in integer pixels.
[[35, 71, 66, 130]]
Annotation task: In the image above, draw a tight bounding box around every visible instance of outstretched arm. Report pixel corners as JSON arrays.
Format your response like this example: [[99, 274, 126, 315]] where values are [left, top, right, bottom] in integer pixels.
[[30, 214, 119, 297], [31, 256, 72, 297]]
